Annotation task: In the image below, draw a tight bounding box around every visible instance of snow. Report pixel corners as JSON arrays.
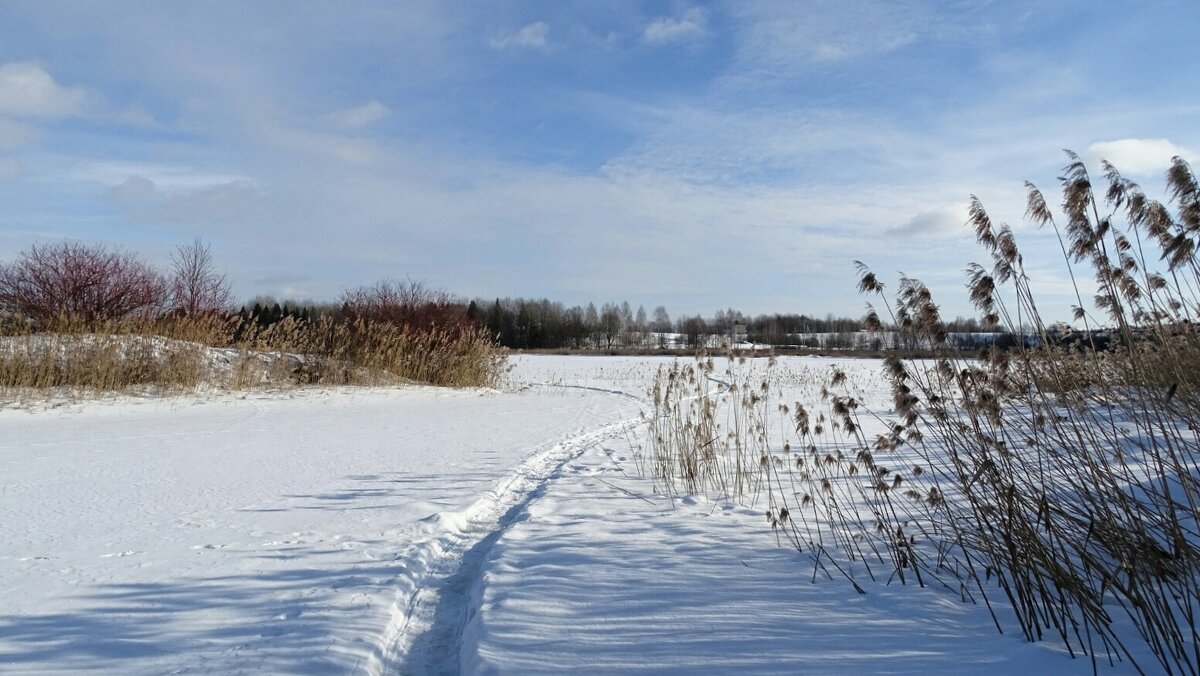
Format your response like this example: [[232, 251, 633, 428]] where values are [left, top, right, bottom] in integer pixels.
[[0, 379, 640, 673], [0, 355, 1143, 673], [464, 437, 1082, 675]]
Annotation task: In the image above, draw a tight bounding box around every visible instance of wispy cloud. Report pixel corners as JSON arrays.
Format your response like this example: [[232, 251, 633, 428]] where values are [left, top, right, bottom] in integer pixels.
[[725, 1, 927, 72], [0, 157, 22, 180], [68, 160, 257, 196], [0, 116, 37, 148], [489, 21, 549, 49], [643, 8, 708, 45], [328, 100, 390, 129]]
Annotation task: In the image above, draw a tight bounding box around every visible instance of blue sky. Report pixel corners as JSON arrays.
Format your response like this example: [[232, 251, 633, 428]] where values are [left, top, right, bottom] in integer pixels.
[[0, 1, 1197, 320]]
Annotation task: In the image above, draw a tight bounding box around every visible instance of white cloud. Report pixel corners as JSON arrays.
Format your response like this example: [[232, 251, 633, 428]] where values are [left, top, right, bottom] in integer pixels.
[[1, 2, 1188, 321], [68, 160, 256, 195], [644, 8, 709, 44], [489, 22, 550, 49], [0, 157, 22, 180], [328, 100, 390, 129], [888, 203, 969, 238], [1086, 138, 1195, 176], [0, 62, 88, 118]]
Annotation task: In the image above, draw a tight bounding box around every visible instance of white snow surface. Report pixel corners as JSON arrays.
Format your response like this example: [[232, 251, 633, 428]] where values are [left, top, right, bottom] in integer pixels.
[[0, 355, 1127, 674]]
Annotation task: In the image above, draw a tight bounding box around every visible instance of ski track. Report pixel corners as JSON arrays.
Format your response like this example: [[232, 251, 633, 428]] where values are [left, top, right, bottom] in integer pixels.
[[366, 415, 643, 676]]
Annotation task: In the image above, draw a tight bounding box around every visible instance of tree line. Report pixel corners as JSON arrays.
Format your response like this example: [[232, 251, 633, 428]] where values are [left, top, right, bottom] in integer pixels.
[[469, 298, 843, 350], [0, 239, 1005, 351], [466, 298, 1012, 351]]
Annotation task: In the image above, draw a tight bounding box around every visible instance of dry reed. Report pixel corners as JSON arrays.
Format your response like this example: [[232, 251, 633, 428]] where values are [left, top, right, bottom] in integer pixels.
[[0, 312, 506, 399], [647, 153, 1200, 674]]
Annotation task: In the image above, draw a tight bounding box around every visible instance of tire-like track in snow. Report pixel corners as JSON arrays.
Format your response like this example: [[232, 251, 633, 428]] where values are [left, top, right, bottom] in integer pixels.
[[365, 387, 644, 676]]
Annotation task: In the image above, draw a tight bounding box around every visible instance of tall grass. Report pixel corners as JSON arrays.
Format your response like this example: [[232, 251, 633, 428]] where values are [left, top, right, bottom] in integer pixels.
[[227, 315, 506, 388], [0, 315, 221, 396], [648, 154, 1200, 674], [860, 153, 1200, 675]]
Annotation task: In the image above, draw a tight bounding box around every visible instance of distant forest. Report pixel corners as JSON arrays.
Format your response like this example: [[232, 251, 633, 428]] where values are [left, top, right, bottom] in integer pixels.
[[467, 298, 1004, 350], [238, 296, 1003, 352]]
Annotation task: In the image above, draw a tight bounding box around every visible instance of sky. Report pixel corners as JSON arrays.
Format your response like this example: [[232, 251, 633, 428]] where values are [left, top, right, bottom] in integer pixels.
[[0, 1, 1197, 321]]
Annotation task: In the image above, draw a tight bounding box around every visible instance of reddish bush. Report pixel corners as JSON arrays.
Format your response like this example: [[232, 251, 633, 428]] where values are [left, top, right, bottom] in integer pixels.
[[339, 279, 469, 334], [0, 241, 167, 325]]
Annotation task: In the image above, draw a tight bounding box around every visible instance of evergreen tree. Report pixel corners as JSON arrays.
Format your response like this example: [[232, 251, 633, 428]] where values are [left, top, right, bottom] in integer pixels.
[[486, 299, 504, 342], [516, 301, 533, 349]]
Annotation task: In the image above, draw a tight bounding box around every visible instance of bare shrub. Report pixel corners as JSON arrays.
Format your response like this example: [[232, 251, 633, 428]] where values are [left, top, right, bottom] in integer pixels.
[[0, 241, 166, 325], [339, 279, 467, 333]]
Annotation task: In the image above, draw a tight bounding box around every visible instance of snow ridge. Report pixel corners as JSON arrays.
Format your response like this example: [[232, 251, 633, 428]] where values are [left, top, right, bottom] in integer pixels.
[[364, 416, 642, 675]]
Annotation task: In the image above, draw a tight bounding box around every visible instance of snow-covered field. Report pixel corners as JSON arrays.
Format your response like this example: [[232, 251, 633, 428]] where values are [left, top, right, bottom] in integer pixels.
[[0, 356, 1118, 673]]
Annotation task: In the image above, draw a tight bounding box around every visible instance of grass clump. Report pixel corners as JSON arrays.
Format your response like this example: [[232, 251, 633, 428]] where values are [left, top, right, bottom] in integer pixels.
[[646, 354, 772, 501], [226, 314, 505, 388]]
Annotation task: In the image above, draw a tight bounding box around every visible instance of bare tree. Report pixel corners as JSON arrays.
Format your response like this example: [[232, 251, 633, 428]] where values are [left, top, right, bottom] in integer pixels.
[[585, 302, 599, 347], [169, 239, 232, 315], [0, 240, 167, 324], [618, 301, 633, 347], [651, 305, 671, 333], [600, 303, 622, 349]]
